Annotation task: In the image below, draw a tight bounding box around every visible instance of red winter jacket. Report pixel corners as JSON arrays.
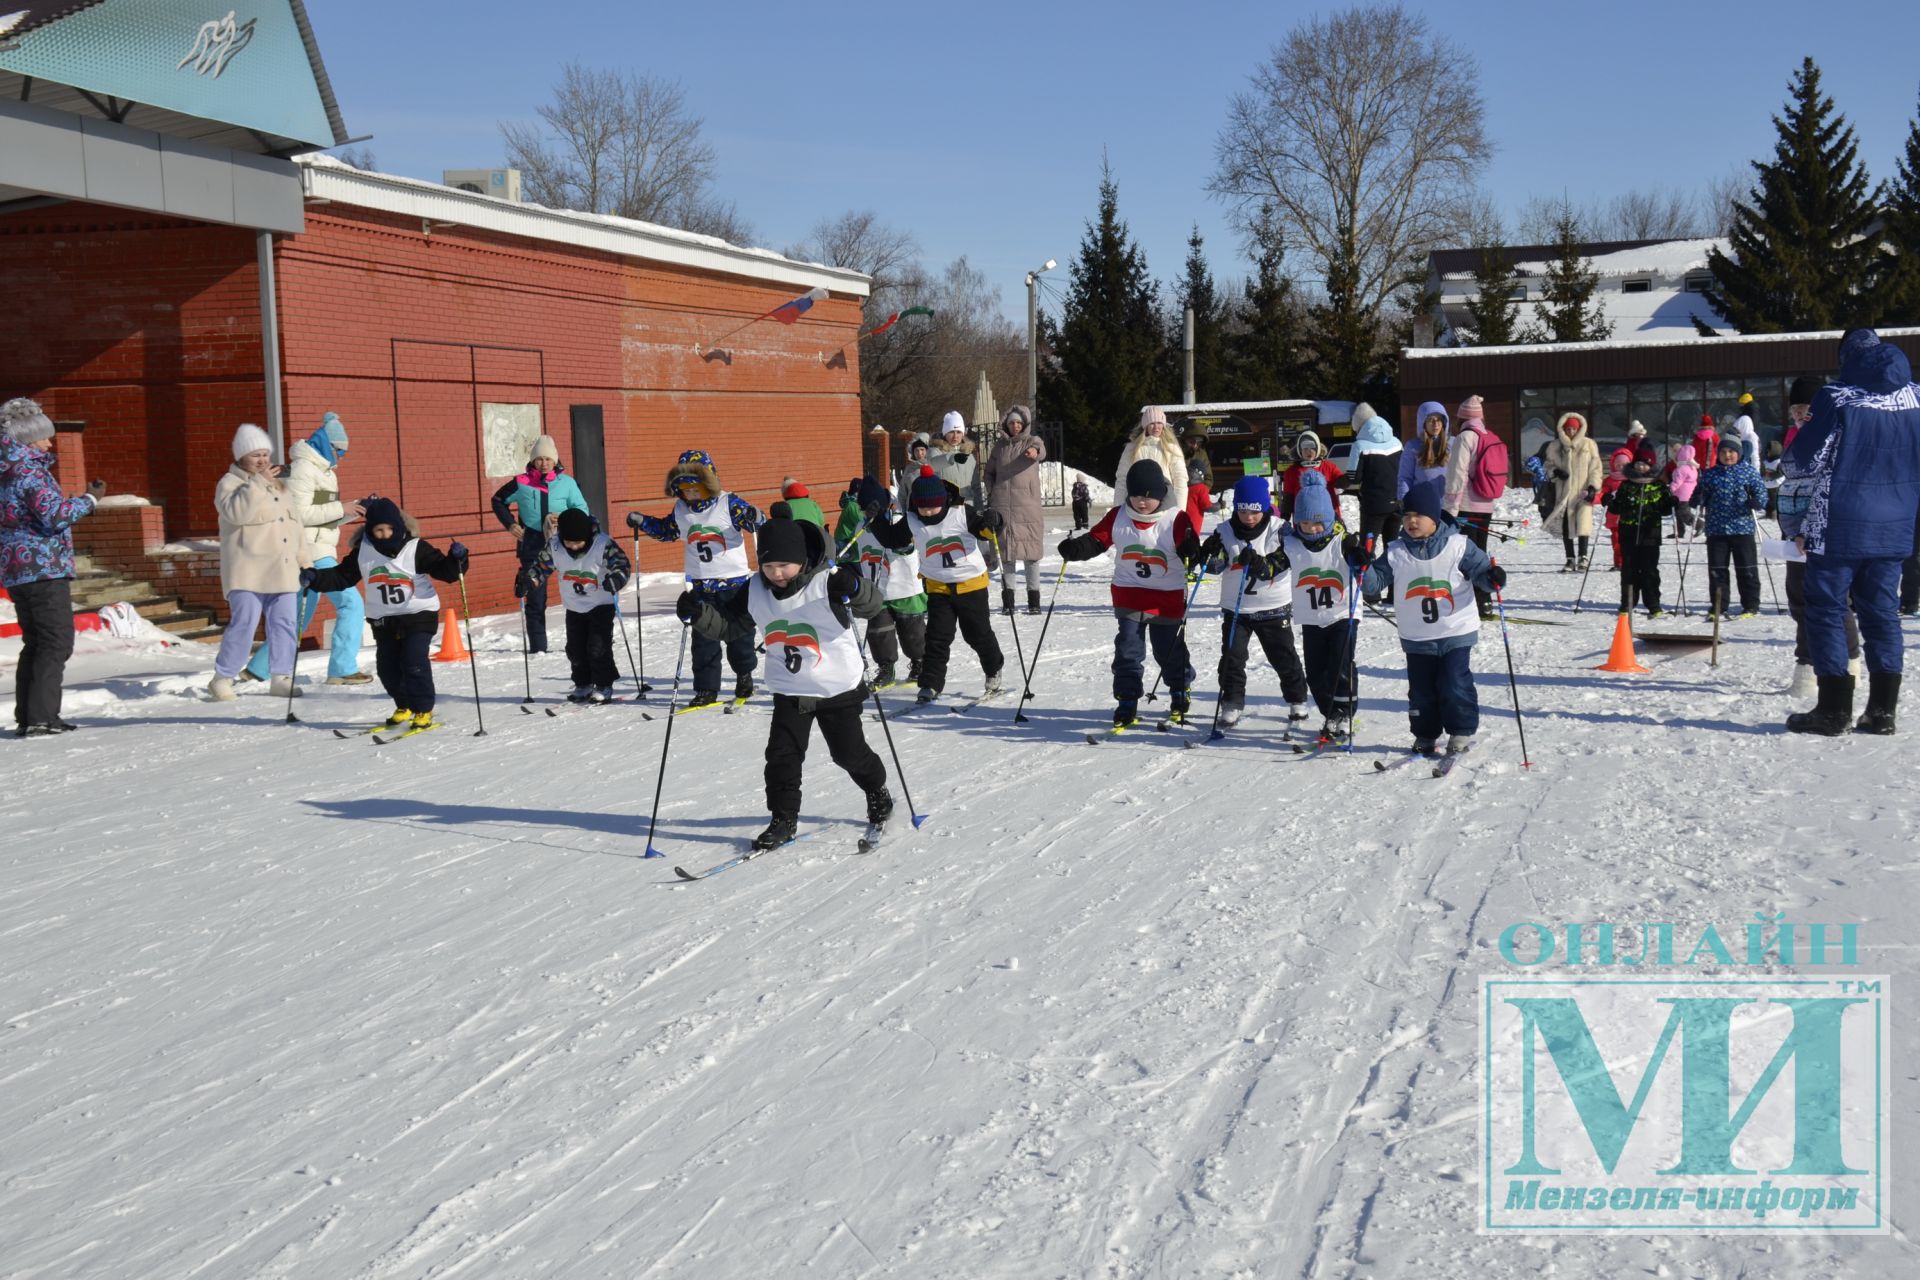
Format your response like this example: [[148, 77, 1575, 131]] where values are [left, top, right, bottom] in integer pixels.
[[1280, 461, 1344, 517], [1082, 506, 1199, 618]]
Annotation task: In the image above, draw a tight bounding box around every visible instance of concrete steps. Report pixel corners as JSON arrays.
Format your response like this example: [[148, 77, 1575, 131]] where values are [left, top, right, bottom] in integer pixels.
[[70, 555, 223, 642]]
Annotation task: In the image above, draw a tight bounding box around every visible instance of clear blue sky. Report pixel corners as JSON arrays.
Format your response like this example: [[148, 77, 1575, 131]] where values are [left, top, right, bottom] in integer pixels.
[[310, 0, 1919, 322]]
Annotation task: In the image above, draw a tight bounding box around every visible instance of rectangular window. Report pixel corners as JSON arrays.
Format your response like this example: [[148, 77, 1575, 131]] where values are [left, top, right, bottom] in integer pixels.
[[1620, 279, 1652, 294], [1507, 283, 1528, 299], [1684, 271, 1714, 293], [1555, 385, 1590, 409]]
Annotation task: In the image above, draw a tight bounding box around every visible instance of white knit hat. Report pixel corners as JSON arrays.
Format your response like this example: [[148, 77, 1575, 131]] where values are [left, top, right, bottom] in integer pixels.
[[530, 434, 560, 463], [231, 423, 272, 459], [940, 410, 966, 436]]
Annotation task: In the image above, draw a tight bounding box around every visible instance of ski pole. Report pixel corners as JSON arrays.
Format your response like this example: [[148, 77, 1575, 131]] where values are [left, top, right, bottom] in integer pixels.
[[641, 622, 693, 858], [855, 617, 928, 829], [456, 574, 487, 737], [1145, 569, 1208, 702], [614, 597, 646, 701], [630, 534, 653, 692], [1206, 554, 1250, 741], [1013, 562, 1069, 723], [284, 589, 307, 724], [987, 531, 1029, 688], [1491, 563, 1532, 770], [516, 588, 535, 705], [1672, 513, 1690, 616], [1572, 518, 1606, 613], [1343, 534, 1377, 753], [1761, 541, 1783, 616]]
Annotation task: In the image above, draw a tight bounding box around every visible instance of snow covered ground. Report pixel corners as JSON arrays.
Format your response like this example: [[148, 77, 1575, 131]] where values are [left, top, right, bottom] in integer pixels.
[[3, 494, 1916, 1277]]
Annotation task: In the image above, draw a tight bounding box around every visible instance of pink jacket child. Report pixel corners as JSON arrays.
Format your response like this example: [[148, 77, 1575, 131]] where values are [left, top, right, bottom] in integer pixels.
[[1667, 444, 1699, 535]]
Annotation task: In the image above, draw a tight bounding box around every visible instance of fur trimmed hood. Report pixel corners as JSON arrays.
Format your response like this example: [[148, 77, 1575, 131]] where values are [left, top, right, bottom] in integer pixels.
[[664, 451, 722, 502]]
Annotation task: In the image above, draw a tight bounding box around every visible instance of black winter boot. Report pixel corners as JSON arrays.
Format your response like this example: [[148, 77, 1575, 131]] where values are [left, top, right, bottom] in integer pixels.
[[1000, 588, 1016, 616], [751, 815, 799, 851], [866, 788, 894, 825], [1856, 672, 1900, 735], [1026, 588, 1043, 615], [1787, 675, 1854, 736]]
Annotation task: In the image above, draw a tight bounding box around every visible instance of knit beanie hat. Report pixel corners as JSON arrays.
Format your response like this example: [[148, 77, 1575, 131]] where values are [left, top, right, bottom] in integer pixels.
[[1294, 470, 1336, 526], [1626, 420, 1647, 438], [940, 410, 966, 436], [231, 422, 272, 459], [556, 508, 594, 544], [1125, 458, 1169, 503], [1457, 395, 1485, 424], [1401, 478, 1444, 523], [321, 412, 348, 451], [1632, 443, 1658, 468], [1232, 475, 1272, 514], [1718, 437, 1742, 459], [1700, 414, 1714, 428], [0, 397, 55, 444], [530, 435, 560, 464], [909, 464, 948, 508], [782, 479, 810, 499], [756, 517, 808, 566], [1788, 375, 1825, 406]]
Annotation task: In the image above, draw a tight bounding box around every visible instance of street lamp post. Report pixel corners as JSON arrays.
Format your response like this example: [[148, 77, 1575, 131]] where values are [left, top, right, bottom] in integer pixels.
[[1025, 259, 1055, 415]]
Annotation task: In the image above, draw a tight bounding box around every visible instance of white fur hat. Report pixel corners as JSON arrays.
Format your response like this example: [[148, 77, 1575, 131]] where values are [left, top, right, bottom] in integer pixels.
[[231, 423, 272, 459]]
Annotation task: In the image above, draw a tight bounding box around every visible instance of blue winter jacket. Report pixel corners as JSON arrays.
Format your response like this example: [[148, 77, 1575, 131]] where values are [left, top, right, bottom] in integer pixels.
[[491, 464, 590, 535], [1360, 518, 1498, 655], [1691, 459, 1768, 537], [0, 435, 95, 589], [1785, 330, 1920, 559]]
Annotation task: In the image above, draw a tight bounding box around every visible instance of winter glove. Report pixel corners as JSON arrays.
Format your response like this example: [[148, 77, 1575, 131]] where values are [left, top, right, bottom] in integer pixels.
[[827, 565, 862, 599], [1581, 487, 1597, 503], [601, 572, 627, 593], [1256, 552, 1288, 582], [512, 570, 530, 599], [1487, 565, 1508, 593], [979, 508, 1007, 534], [674, 590, 703, 623], [1176, 535, 1204, 568], [86, 479, 107, 499], [447, 541, 470, 575], [1058, 533, 1102, 562], [625, 511, 645, 532], [298, 567, 320, 591], [1235, 544, 1258, 568], [853, 476, 891, 521]]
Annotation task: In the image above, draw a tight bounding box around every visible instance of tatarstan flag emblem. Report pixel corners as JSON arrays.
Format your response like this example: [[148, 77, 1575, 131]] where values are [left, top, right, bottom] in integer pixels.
[[562, 570, 598, 589], [366, 565, 411, 589], [687, 525, 729, 549], [1296, 568, 1344, 595], [1404, 576, 1456, 610], [1120, 543, 1169, 572], [925, 537, 966, 558], [765, 619, 823, 665]]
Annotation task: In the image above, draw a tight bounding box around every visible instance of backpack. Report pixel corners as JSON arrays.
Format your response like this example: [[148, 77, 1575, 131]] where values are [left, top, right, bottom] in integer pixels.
[[1467, 424, 1509, 501]]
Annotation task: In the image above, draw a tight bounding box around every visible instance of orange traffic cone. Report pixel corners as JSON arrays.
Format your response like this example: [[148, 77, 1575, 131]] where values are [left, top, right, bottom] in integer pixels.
[[431, 602, 470, 662], [1594, 611, 1649, 673]]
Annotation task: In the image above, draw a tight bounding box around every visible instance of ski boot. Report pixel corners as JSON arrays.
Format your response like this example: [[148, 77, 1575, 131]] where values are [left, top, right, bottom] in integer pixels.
[[1218, 699, 1244, 728], [873, 662, 897, 687], [588, 687, 612, 704], [1325, 715, 1353, 744], [751, 815, 799, 851], [384, 706, 412, 727], [687, 690, 720, 709], [410, 711, 436, 730], [1787, 675, 1853, 736], [983, 669, 1004, 697], [1446, 733, 1474, 755], [1287, 702, 1311, 723], [735, 674, 755, 701], [1412, 737, 1439, 757], [866, 787, 895, 825], [1855, 673, 1900, 735], [568, 685, 593, 703], [1113, 699, 1139, 728], [1168, 688, 1191, 722], [906, 659, 923, 686], [916, 686, 939, 705], [1025, 589, 1043, 616]]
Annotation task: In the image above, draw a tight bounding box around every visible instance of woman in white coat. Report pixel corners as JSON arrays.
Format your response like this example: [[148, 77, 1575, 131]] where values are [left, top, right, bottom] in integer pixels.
[[209, 424, 311, 701], [1541, 411, 1605, 570], [1113, 407, 1188, 511]]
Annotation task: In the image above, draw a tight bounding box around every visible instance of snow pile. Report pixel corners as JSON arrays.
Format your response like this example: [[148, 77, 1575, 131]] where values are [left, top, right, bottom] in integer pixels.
[[1046, 461, 1113, 505], [3, 492, 1913, 1277]]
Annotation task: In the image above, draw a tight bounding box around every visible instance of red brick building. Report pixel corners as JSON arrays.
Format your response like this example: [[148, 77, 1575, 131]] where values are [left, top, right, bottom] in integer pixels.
[[0, 159, 870, 619]]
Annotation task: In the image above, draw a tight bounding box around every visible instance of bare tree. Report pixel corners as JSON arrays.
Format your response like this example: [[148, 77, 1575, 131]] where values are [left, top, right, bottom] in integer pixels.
[[1209, 2, 1491, 391], [332, 144, 378, 171], [501, 63, 746, 240], [1601, 186, 1704, 239], [1456, 190, 1508, 247], [789, 211, 922, 315], [1515, 194, 1596, 245], [1697, 164, 1749, 239]]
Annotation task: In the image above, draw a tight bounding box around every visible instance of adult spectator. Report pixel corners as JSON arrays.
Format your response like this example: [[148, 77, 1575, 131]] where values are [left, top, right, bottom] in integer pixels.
[[1114, 407, 1188, 512], [1540, 412, 1603, 573], [492, 435, 589, 654], [1445, 395, 1509, 615], [1399, 404, 1449, 502], [984, 405, 1048, 615], [1786, 329, 1920, 736], [928, 412, 982, 508], [1181, 428, 1214, 532], [1351, 402, 1403, 547], [243, 412, 368, 685], [1777, 375, 1859, 698], [895, 432, 932, 513], [208, 424, 309, 702], [0, 398, 103, 736]]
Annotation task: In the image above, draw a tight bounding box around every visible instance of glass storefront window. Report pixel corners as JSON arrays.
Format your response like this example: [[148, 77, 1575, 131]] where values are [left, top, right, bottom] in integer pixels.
[[1555, 385, 1590, 407], [1705, 379, 1741, 401], [1666, 381, 1705, 402], [1668, 400, 1704, 442], [1588, 403, 1631, 455], [1593, 384, 1628, 405]]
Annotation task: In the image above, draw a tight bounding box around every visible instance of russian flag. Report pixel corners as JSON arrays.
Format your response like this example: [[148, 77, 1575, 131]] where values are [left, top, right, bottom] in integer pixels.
[[770, 287, 829, 325]]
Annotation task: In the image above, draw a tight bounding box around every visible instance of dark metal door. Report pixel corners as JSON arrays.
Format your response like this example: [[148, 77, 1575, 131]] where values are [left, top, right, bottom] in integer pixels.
[[569, 404, 610, 528]]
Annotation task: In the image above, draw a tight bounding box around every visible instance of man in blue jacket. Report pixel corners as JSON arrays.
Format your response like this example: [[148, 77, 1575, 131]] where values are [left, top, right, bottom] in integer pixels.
[[1784, 329, 1920, 735]]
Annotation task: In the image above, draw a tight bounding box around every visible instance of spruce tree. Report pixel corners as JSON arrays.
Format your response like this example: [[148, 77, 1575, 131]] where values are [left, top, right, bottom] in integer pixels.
[[1176, 226, 1226, 401], [1526, 212, 1611, 343], [1461, 242, 1522, 345], [1046, 160, 1166, 471], [1304, 249, 1380, 397], [1705, 57, 1884, 333], [1876, 91, 1920, 326], [1223, 204, 1302, 398]]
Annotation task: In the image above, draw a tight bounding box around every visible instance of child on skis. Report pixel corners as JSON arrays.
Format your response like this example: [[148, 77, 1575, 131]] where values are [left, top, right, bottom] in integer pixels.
[[865, 465, 1007, 703], [1283, 472, 1369, 744], [1197, 474, 1311, 731], [1360, 479, 1505, 760], [1058, 459, 1203, 727], [1667, 443, 1700, 538], [517, 508, 632, 702], [1692, 438, 1770, 619], [1604, 444, 1675, 618], [627, 449, 762, 709], [302, 496, 469, 732], [838, 477, 927, 689], [675, 516, 894, 851]]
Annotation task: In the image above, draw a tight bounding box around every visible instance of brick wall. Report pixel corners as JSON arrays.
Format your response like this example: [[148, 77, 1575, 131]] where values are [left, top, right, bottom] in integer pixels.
[[0, 199, 866, 620]]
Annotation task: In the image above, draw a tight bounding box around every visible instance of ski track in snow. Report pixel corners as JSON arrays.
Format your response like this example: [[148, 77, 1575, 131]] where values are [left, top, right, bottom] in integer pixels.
[[3, 495, 1917, 1278]]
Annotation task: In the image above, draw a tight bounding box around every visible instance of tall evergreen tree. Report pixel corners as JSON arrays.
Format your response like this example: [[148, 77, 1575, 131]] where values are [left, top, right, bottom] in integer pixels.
[[1526, 212, 1611, 343], [1223, 204, 1302, 398], [1461, 242, 1522, 345], [1303, 247, 1382, 397], [1175, 226, 1226, 401], [1046, 160, 1165, 470], [1705, 57, 1884, 333], [1877, 91, 1920, 326]]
